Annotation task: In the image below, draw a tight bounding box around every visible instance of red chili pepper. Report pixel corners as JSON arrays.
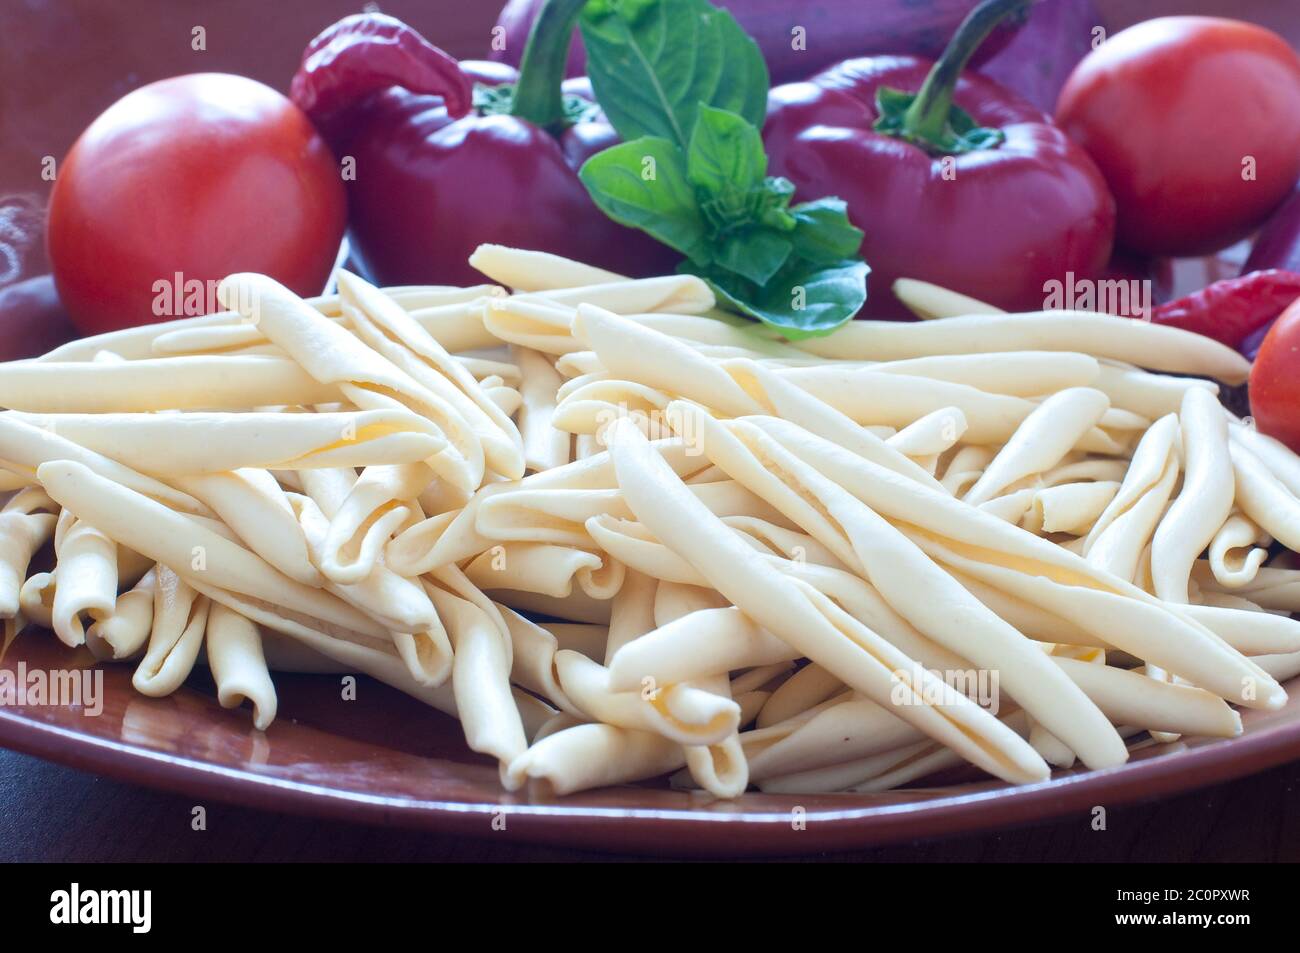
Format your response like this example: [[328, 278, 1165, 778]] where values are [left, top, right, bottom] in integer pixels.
[[762, 0, 1115, 320], [290, 8, 675, 288], [1150, 269, 1300, 352]]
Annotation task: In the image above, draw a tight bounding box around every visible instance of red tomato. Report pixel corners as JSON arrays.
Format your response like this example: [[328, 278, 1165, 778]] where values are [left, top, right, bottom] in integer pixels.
[[1056, 17, 1300, 258], [47, 73, 346, 334], [1250, 296, 1300, 453]]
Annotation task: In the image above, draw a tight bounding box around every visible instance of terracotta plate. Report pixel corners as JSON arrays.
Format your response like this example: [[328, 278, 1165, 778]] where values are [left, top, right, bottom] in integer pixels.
[[5, 0, 1300, 859], [2, 631, 1298, 856]]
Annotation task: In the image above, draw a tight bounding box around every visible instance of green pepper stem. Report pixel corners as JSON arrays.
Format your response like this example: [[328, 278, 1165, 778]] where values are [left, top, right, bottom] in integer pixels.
[[901, 0, 1032, 143], [509, 0, 587, 129]]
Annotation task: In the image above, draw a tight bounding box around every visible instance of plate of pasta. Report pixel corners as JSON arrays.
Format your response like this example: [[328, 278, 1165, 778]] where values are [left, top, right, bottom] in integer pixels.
[[3, 242, 1300, 855]]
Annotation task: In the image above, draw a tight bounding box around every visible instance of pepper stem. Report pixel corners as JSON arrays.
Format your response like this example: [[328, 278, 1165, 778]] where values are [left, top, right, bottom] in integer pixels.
[[903, 0, 1032, 141], [509, 0, 588, 129]]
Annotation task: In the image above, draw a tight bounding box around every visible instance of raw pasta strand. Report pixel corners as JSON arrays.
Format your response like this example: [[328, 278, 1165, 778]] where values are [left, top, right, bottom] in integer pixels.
[[4, 244, 1297, 801], [1151, 388, 1235, 603], [606, 417, 1049, 784], [206, 601, 278, 730]]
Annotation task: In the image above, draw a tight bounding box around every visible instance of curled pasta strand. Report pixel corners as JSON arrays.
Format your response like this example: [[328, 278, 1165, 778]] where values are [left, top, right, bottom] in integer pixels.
[[1151, 389, 1235, 604], [339, 271, 525, 481], [963, 388, 1111, 506], [1230, 438, 1300, 554], [219, 273, 484, 496], [503, 722, 684, 796], [318, 464, 425, 585], [464, 541, 624, 601], [468, 243, 625, 291], [886, 406, 969, 460], [606, 417, 1049, 785], [892, 278, 1004, 320], [206, 601, 278, 731], [9, 243, 1300, 799], [524, 275, 714, 315], [87, 567, 158, 662], [50, 511, 117, 648], [791, 311, 1251, 383], [18, 571, 55, 629], [1208, 512, 1270, 590], [428, 585, 528, 788], [0, 488, 57, 618], [513, 346, 571, 473], [757, 664, 845, 730], [554, 650, 741, 747], [133, 567, 209, 697]]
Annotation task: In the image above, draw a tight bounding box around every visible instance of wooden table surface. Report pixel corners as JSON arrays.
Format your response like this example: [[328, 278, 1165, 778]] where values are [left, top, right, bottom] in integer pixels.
[[3, 0, 1299, 863]]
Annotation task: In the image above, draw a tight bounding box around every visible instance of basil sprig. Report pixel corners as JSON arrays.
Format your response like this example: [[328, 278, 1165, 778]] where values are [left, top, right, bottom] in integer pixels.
[[576, 0, 868, 339]]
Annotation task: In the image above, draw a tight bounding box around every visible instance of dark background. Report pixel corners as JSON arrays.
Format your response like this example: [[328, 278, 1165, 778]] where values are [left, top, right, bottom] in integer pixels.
[[2, 0, 1299, 862]]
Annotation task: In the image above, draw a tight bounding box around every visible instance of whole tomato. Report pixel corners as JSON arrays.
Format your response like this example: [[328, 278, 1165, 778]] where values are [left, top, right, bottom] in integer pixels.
[[47, 73, 346, 334], [1056, 17, 1300, 258], [1250, 296, 1300, 453]]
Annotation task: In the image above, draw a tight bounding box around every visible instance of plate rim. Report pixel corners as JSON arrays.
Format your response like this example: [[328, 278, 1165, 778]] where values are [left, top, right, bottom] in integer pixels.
[[4, 693, 1300, 857]]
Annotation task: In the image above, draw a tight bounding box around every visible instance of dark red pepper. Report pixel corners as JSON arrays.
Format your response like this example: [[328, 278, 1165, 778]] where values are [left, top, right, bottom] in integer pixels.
[[491, 0, 1023, 85], [1150, 269, 1300, 353], [0, 276, 78, 362], [290, 7, 675, 288], [291, 14, 474, 140], [1244, 185, 1300, 276], [762, 0, 1115, 320]]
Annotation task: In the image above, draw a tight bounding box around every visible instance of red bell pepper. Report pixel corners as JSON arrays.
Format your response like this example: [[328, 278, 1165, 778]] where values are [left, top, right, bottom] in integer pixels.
[[763, 0, 1115, 319], [290, 7, 675, 288]]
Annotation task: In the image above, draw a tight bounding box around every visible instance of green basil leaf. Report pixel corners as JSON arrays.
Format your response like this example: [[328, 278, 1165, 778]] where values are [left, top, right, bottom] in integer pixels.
[[760, 208, 797, 232], [688, 256, 870, 339], [687, 105, 767, 197], [576, 0, 869, 340], [699, 192, 756, 232], [578, 137, 710, 261], [756, 181, 796, 232], [714, 228, 792, 287], [761, 176, 796, 209], [789, 198, 864, 264], [580, 0, 769, 150]]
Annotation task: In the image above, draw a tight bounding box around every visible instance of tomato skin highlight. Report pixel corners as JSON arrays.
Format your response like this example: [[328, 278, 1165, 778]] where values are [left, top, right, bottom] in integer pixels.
[[1056, 17, 1300, 258], [47, 73, 346, 335], [1250, 297, 1300, 454]]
